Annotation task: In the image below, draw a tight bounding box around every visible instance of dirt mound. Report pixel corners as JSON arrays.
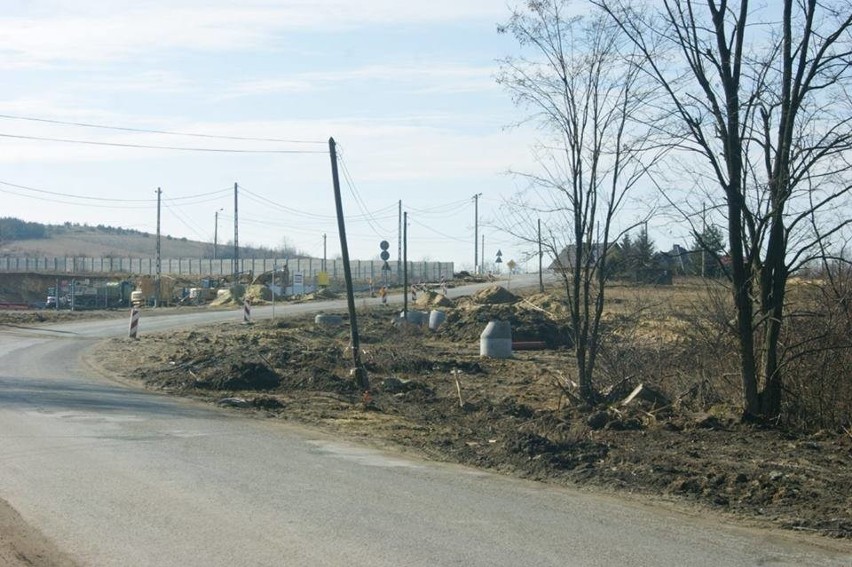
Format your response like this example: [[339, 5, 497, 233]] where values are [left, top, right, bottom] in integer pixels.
[[304, 288, 338, 300], [439, 302, 571, 348], [415, 291, 453, 308], [521, 293, 569, 317], [196, 359, 280, 391], [210, 289, 235, 306], [471, 285, 519, 305], [244, 285, 271, 303]]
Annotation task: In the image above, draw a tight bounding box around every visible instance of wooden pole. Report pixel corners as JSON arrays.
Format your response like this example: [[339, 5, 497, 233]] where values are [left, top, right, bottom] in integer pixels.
[[329, 138, 369, 392], [155, 187, 161, 308], [403, 211, 408, 318]]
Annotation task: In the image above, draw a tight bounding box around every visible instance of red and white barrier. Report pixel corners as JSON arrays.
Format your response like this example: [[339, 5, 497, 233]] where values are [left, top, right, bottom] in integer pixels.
[[243, 300, 252, 324], [128, 307, 140, 338]]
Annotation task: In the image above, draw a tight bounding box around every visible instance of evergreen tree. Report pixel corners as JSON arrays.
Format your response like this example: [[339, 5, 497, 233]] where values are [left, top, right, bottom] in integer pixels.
[[692, 225, 726, 277], [635, 225, 655, 267]]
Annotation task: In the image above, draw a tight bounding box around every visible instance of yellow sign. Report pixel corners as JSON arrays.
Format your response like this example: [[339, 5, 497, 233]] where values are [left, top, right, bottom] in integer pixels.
[[317, 271, 330, 286]]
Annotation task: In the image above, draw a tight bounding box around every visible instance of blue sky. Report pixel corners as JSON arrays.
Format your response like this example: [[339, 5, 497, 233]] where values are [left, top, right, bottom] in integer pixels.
[[2, 1, 701, 273], [1, 1, 551, 271]]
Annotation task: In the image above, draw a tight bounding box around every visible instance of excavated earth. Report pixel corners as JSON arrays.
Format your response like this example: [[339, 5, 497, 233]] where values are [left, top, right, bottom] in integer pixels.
[[6, 285, 849, 542]]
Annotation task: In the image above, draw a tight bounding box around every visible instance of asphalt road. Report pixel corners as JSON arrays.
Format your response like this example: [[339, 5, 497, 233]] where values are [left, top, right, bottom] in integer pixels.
[[0, 278, 849, 566]]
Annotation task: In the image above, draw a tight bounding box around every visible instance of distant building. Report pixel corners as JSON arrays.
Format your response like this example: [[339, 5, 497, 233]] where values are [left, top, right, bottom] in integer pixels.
[[548, 243, 620, 271]]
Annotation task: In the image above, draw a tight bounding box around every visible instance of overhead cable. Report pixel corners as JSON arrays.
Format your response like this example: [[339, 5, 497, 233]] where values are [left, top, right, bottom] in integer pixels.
[[0, 132, 326, 154], [0, 112, 326, 144]]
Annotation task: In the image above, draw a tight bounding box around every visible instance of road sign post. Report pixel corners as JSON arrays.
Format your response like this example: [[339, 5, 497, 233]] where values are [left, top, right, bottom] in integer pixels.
[[379, 240, 391, 285]]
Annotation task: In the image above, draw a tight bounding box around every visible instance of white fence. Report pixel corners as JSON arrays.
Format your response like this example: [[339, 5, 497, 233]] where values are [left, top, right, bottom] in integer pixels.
[[0, 257, 454, 283]]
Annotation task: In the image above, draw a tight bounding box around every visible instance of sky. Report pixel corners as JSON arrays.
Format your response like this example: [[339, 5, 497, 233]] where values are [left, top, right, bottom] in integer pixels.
[[0, 1, 685, 272]]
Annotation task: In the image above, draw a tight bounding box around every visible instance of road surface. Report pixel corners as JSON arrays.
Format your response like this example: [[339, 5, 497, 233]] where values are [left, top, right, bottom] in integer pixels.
[[0, 278, 849, 566]]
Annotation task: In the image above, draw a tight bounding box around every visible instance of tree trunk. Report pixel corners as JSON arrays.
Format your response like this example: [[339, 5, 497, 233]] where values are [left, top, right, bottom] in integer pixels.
[[727, 196, 760, 419]]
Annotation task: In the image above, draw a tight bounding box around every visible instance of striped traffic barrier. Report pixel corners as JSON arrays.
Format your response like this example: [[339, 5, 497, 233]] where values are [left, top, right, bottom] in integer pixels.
[[243, 300, 252, 324], [128, 307, 140, 338]]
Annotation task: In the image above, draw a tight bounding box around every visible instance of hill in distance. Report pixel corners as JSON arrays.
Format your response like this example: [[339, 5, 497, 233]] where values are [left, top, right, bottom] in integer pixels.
[[0, 219, 301, 259]]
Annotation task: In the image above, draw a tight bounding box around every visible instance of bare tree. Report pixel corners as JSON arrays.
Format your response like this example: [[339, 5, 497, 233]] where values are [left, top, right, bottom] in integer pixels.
[[497, 1, 659, 402], [599, 0, 852, 420]]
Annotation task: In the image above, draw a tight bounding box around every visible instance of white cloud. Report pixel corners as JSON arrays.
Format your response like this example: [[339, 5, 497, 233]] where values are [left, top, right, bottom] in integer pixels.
[[0, 1, 505, 68], [224, 63, 499, 98]]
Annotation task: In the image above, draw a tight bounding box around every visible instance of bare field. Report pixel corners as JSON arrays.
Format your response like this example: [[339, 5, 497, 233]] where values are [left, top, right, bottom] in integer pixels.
[[86, 282, 852, 539]]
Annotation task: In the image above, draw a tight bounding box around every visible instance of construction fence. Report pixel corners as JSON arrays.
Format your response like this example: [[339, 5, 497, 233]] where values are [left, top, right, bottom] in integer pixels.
[[0, 257, 454, 284]]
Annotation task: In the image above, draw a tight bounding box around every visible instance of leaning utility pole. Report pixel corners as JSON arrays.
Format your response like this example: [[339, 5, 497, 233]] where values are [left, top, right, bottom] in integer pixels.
[[473, 193, 482, 274], [155, 187, 162, 308], [233, 182, 239, 284], [328, 138, 369, 392]]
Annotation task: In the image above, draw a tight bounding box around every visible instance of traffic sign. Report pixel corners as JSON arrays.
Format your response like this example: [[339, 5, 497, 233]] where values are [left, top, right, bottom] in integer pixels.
[[380, 240, 390, 250], [380, 250, 390, 261]]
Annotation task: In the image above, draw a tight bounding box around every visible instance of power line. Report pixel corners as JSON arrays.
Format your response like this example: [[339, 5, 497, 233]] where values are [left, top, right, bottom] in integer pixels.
[[161, 187, 232, 201], [408, 217, 469, 243], [407, 197, 472, 216], [0, 132, 327, 154], [0, 113, 326, 145], [163, 201, 207, 241], [336, 150, 390, 236], [0, 179, 232, 206], [239, 184, 397, 222], [0, 179, 154, 202], [0, 185, 152, 209]]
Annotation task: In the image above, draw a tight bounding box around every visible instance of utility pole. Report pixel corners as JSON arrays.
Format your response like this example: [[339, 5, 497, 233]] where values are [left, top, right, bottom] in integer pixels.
[[538, 218, 544, 293], [214, 208, 223, 260], [397, 200, 402, 285], [155, 187, 162, 308], [329, 137, 369, 392], [403, 211, 408, 317], [233, 182, 239, 285], [481, 234, 485, 275], [473, 193, 482, 274], [322, 233, 327, 272]]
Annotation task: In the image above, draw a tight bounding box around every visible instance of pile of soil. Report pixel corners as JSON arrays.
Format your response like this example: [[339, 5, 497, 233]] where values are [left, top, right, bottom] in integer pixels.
[[210, 289, 235, 307], [414, 291, 453, 308], [471, 285, 519, 304], [89, 300, 852, 539], [303, 288, 338, 300], [244, 284, 271, 303], [439, 302, 571, 349]]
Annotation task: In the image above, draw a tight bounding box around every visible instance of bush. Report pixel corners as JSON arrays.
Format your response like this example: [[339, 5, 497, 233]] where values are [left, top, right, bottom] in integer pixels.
[[782, 275, 852, 431]]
